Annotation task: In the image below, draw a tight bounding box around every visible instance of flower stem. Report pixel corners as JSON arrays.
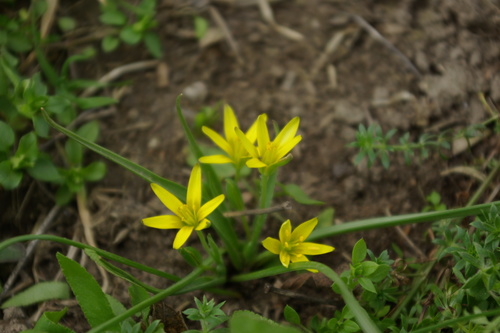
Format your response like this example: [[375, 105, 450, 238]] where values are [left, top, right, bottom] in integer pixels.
[[243, 171, 278, 264]]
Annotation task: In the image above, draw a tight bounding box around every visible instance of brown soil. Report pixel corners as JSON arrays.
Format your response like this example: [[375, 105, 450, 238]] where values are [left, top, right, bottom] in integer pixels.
[[1, 0, 500, 332]]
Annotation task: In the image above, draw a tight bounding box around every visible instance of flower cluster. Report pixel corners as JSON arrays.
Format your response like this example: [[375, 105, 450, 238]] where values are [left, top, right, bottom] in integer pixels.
[[201, 105, 301, 176], [142, 105, 333, 268]]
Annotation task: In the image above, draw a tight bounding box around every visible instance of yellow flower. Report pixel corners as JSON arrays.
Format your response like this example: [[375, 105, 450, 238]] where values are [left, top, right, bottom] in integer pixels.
[[262, 218, 334, 269], [235, 115, 301, 174], [199, 105, 265, 170], [142, 164, 225, 249]]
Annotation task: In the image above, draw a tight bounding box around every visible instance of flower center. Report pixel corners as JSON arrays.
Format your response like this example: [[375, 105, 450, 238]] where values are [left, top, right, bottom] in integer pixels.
[[260, 142, 279, 165], [177, 204, 198, 226]]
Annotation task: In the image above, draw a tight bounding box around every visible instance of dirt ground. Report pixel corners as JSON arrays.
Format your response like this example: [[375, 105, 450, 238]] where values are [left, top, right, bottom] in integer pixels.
[[2, 0, 500, 331]]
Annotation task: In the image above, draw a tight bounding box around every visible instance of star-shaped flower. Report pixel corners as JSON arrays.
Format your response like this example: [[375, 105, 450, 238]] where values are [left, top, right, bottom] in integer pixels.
[[236, 114, 301, 175], [262, 218, 334, 269], [199, 105, 265, 170], [142, 164, 225, 249]]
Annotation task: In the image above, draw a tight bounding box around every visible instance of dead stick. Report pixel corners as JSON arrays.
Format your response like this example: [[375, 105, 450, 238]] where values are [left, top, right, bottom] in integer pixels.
[[351, 14, 421, 78]]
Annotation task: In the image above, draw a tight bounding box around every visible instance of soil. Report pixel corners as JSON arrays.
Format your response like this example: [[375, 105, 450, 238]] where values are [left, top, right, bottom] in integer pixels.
[[1, 0, 500, 332]]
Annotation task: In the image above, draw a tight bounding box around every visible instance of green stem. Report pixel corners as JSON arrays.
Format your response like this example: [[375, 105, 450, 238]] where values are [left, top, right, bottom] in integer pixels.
[[87, 267, 205, 333], [466, 163, 500, 206], [309, 201, 500, 240], [231, 262, 381, 333], [0, 235, 179, 282], [196, 230, 211, 256], [244, 171, 277, 264], [411, 308, 500, 333]]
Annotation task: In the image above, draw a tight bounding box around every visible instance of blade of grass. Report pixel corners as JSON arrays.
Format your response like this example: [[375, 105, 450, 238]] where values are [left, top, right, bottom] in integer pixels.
[[0, 235, 179, 282], [309, 201, 500, 240]]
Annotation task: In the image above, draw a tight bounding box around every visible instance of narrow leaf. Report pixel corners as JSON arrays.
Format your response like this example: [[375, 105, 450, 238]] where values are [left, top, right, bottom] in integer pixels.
[[56, 253, 119, 330], [1, 281, 69, 308]]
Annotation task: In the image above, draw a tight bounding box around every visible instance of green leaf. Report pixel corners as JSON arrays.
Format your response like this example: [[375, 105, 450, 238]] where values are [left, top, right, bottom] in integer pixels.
[[317, 207, 334, 228], [56, 253, 119, 330], [100, 10, 127, 26], [280, 183, 324, 205], [102, 36, 120, 53], [120, 26, 142, 45], [0, 243, 25, 263], [82, 161, 106, 181], [15, 132, 38, 164], [32, 308, 75, 333], [27, 154, 62, 182], [351, 239, 367, 265], [129, 284, 151, 320], [57, 17, 77, 32], [77, 121, 100, 142], [0, 160, 23, 189], [0, 120, 15, 151], [7, 32, 32, 53], [229, 310, 301, 333], [343, 320, 360, 332], [33, 113, 50, 138], [358, 277, 376, 294], [283, 305, 301, 326], [359, 261, 379, 277], [194, 16, 209, 39], [144, 31, 163, 58], [65, 138, 83, 166], [74, 96, 117, 110], [368, 264, 391, 282], [1, 281, 70, 308], [55, 184, 73, 205], [179, 247, 203, 268]]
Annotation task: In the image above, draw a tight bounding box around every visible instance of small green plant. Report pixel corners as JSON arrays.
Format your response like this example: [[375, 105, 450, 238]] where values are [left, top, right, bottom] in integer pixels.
[[348, 124, 451, 168], [99, 0, 163, 58], [183, 296, 229, 333]]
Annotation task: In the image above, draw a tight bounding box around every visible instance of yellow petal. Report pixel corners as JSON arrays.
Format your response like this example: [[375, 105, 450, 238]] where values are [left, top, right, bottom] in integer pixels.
[[224, 105, 239, 141], [198, 194, 225, 220], [274, 117, 300, 147], [142, 215, 183, 229], [276, 135, 302, 160], [290, 253, 308, 263], [291, 218, 318, 242], [279, 251, 291, 268], [246, 158, 267, 168], [187, 164, 202, 211], [256, 114, 270, 149], [279, 220, 292, 243], [262, 237, 281, 254], [199, 155, 234, 164], [150, 183, 183, 214], [235, 128, 258, 157], [202, 126, 231, 153], [195, 219, 211, 230], [294, 242, 335, 255], [290, 255, 318, 273], [173, 226, 194, 249], [246, 114, 267, 143]]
